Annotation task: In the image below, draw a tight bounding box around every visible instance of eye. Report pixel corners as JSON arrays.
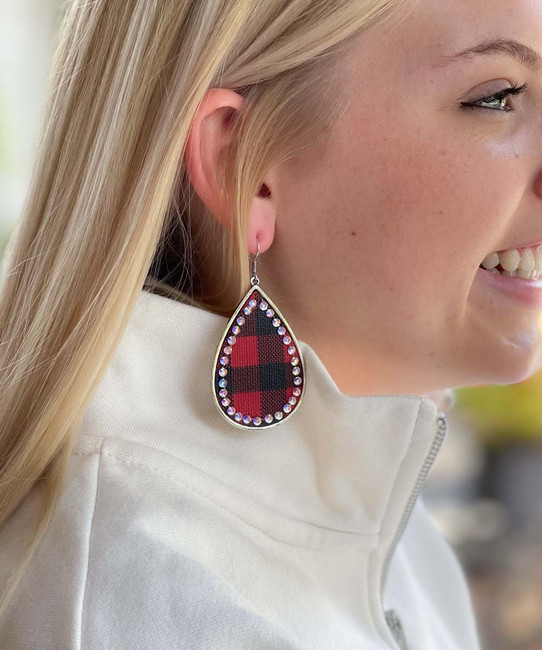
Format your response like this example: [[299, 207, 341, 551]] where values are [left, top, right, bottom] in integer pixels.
[[460, 82, 528, 113]]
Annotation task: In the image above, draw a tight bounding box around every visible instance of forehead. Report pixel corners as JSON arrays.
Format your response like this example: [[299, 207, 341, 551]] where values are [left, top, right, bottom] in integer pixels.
[[349, 0, 542, 77]]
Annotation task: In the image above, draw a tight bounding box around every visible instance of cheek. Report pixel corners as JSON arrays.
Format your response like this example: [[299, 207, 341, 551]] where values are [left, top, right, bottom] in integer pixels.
[[326, 112, 517, 299]]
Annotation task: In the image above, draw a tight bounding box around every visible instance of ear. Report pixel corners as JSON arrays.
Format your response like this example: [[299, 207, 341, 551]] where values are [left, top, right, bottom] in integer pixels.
[[183, 87, 276, 257]]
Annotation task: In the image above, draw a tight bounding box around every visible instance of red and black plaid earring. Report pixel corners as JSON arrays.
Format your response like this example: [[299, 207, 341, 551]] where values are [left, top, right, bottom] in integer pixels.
[[211, 239, 306, 429]]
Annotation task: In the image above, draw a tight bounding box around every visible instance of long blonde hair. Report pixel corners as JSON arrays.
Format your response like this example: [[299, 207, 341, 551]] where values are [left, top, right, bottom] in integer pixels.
[[0, 0, 413, 616]]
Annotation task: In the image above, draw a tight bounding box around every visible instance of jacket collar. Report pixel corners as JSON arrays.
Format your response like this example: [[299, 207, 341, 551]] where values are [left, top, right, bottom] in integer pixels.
[[80, 289, 449, 544]]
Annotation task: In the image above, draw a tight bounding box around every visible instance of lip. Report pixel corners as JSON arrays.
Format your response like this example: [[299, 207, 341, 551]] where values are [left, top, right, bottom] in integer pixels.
[[493, 238, 542, 254], [476, 266, 542, 308]]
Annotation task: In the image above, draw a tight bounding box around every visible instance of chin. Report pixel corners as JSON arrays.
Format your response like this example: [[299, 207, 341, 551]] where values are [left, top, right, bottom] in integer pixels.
[[480, 352, 542, 386]]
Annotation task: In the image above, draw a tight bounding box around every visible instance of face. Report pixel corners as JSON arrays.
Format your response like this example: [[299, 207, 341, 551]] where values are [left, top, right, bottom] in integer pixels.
[[259, 0, 542, 396]]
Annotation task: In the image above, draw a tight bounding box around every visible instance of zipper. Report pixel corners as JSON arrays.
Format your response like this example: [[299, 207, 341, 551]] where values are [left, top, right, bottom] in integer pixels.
[[384, 609, 410, 650], [379, 411, 449, 648]]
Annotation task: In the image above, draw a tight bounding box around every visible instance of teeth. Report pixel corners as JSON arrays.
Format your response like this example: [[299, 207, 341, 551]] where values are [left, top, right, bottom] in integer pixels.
[[518, 248, 535, 278], [500, 249, 521, 272], [480, 252, 499, 269], [480, 245, 542, 280]]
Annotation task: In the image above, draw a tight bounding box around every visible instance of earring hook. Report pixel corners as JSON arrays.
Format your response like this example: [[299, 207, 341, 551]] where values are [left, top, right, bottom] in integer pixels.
[[251, 239, 261, 286]]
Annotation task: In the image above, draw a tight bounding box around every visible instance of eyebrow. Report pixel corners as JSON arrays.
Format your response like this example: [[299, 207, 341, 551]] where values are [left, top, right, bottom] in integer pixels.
[[433, 38, 542, 74]]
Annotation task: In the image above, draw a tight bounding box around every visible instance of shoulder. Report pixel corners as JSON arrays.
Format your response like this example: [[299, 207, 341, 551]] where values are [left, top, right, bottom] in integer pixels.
[[0, 435, 305, 649]]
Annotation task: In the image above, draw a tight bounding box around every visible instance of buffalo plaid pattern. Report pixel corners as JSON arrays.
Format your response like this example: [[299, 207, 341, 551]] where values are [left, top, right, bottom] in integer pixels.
[[213, 287, 304, 428]]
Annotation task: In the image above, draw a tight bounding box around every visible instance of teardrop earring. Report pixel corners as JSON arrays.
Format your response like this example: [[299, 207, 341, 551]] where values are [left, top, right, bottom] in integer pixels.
[[211, 239, 306, 429]]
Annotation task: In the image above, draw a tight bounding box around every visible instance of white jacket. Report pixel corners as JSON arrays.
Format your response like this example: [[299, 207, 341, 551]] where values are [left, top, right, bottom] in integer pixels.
[[0, 289, 482, 649]]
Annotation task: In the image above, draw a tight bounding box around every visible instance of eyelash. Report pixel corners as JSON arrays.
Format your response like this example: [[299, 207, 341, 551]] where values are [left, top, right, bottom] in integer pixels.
[[460, 82, 529, 113]]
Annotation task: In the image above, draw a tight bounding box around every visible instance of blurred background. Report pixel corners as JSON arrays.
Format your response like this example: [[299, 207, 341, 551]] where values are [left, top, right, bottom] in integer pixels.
[[1, 3, 542, 649]]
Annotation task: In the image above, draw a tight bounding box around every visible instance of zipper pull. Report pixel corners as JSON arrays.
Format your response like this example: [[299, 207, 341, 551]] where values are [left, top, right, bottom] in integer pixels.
[[384, 609, 410, 650]]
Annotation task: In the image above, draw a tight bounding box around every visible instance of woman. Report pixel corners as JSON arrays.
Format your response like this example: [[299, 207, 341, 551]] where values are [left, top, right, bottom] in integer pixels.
[[4, 0, 542, 646]]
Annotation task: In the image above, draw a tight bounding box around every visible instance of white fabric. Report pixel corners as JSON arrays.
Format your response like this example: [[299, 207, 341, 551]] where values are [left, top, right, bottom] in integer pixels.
[[0, 289, 482, 649]]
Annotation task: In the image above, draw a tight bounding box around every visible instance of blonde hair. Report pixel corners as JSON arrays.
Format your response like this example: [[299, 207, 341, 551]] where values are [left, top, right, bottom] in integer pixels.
[[0, 0, 413, 616]]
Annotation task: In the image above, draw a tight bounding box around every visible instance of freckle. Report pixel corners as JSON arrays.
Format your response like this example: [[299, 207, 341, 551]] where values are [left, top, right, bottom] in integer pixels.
[[351, 231, 357, 236]]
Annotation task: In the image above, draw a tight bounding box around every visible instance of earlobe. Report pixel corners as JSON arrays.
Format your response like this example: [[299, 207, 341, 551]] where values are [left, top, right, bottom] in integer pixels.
[[248, 180, 277, 256]]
